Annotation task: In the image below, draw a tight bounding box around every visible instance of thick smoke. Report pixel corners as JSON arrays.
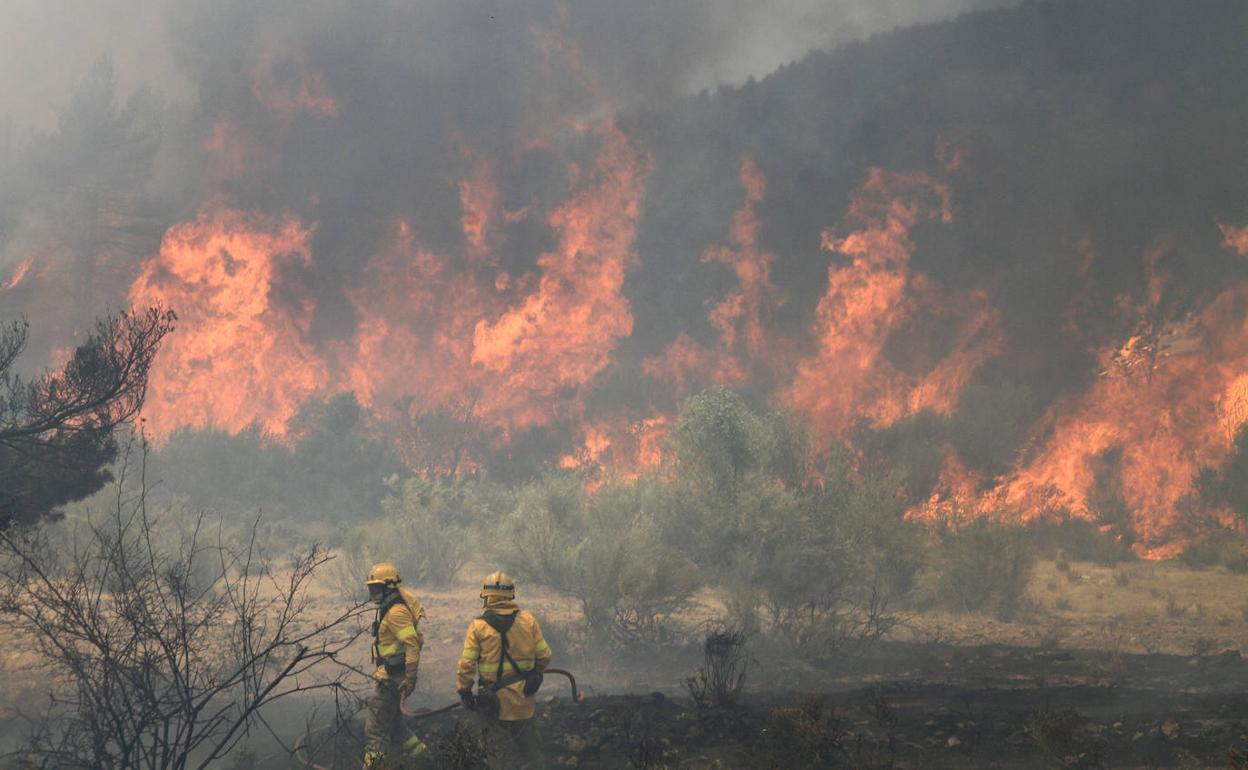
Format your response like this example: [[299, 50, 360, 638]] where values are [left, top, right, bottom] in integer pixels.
[[0, 0, 1016, 133], [0, 0, 1016, 354], [4, 0, 1248, 552]]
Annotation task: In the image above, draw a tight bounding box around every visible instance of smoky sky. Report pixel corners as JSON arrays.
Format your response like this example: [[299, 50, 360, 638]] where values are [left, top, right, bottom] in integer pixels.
[[1, 0, 1017, 135]]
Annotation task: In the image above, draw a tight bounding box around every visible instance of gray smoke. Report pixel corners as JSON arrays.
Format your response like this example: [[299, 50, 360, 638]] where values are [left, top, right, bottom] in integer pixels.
[[1, 0, 1018, 135]]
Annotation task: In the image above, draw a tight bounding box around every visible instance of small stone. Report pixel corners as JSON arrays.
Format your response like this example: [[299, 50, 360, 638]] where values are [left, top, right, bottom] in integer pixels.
[[947, 737, 962, 748]]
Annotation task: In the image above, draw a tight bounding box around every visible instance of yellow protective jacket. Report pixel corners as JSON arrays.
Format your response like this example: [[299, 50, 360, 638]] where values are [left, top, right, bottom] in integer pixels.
[[456, 601, 551, 720], [372, 586, 425, 684]]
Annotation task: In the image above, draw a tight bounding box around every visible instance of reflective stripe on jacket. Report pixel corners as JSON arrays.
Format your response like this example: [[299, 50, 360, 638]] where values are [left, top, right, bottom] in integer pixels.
[[456, 605, 551, 720], [373, 586, 425, 682]]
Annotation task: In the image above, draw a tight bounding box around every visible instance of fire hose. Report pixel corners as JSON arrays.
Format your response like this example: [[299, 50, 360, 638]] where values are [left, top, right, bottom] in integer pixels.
[[294, 668, 581, 769], [401, 667, 581, 719]]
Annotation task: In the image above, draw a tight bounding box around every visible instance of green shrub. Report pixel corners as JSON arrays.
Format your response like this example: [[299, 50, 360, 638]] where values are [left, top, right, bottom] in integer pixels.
[[711, 455, 923, 658], [336, 475, 504, 592], [497, 473, 699, 646], [151, 392, 406, 529], [930, 518, 1035, 621], [1180, 536, 1248, 573], [1028, 517, 1134, 565]]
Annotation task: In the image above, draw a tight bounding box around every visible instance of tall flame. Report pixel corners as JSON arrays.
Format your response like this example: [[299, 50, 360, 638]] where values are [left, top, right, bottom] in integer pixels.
[[917, 230, 1248, 556], [129, 207, 326, 437], [787, 169, 999, 439], [471, 123, 650, 430], [988, 236, 1248, 554], [646, 154, 788, 395]]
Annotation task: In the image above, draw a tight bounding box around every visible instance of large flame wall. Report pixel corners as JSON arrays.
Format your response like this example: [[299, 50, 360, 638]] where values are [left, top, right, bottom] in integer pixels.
[[6, 2, 1248, 555]]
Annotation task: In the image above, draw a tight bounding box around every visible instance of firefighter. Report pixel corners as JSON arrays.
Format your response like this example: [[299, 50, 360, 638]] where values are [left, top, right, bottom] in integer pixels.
[[456, 571, 551, 770], [363, 562, 427, 769]]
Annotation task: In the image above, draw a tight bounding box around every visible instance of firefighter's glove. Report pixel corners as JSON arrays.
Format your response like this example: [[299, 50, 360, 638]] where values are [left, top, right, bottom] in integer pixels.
[[383, 654, 406, 678], [458, 689, 476, 711], [398, 677, 414, 701], [522, 672, 544, 696]]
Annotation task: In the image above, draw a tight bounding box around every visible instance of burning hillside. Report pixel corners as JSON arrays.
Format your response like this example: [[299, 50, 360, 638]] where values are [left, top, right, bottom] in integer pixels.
[[5, 0, 1248, 555]]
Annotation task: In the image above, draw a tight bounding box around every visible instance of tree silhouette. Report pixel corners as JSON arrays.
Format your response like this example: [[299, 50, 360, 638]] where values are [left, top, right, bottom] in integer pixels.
[[0, 307, 174, 527]]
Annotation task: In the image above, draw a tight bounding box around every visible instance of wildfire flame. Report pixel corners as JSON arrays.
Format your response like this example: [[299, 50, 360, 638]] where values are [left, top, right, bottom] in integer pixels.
[[2, 258, 34, 291], [113, 36, 1248, 559], [252, 52, 340, 121], [646, 154, 788, 395], [471, 122, 650, 431], [917, 229, 1248, 557], [787, 169, 1000, 439], [129, 206, 326, 437]]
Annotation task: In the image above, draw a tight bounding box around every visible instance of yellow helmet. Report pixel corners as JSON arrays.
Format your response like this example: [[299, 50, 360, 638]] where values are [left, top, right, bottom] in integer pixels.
[[480, 571, 515, 600], [366, 562, 401, 587]]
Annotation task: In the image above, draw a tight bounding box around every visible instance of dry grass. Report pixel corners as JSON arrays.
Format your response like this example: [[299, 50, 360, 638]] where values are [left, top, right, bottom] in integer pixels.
[[6, 553, 1248, 725], [901, 558, 1248, 656]]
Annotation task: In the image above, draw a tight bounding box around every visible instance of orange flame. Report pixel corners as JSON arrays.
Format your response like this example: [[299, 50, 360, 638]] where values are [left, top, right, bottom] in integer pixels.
[[340, 218, 489, 413], [1221, 222, 1248, 256], [704, 155, 784, 359], [471, 123, 650, 430], [130, 206, 327, 437], [2, 258, 33, 291], [918, 230, 1248, 557], [459, 157, 501, 258], [559, 416, 668, 477], [252, 52, 340, 121], [787, 169, 999, 439], [646, 154, 788, 395]]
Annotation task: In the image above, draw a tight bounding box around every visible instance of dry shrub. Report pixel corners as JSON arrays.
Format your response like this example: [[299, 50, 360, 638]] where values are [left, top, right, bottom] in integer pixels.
[[0, 451, 362, 770], [683, 626, 751, 709], [1166, 594, 1186, 618], [424, 719, 488, 770], [1024, 707, 1107, 769], [758, 695, 846, 769]]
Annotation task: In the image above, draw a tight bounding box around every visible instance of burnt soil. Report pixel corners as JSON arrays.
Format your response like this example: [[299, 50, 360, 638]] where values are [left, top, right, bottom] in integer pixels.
[[290, 639, 1248, 769]]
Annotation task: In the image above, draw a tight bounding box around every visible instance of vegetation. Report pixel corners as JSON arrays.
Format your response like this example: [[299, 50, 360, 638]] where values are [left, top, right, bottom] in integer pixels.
[[0, 443, 361, 769], [498, 473, 698, 646], [683, 626, 751, 710], [929, 517, 1036, 621], [0, 308, 174, 528]]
